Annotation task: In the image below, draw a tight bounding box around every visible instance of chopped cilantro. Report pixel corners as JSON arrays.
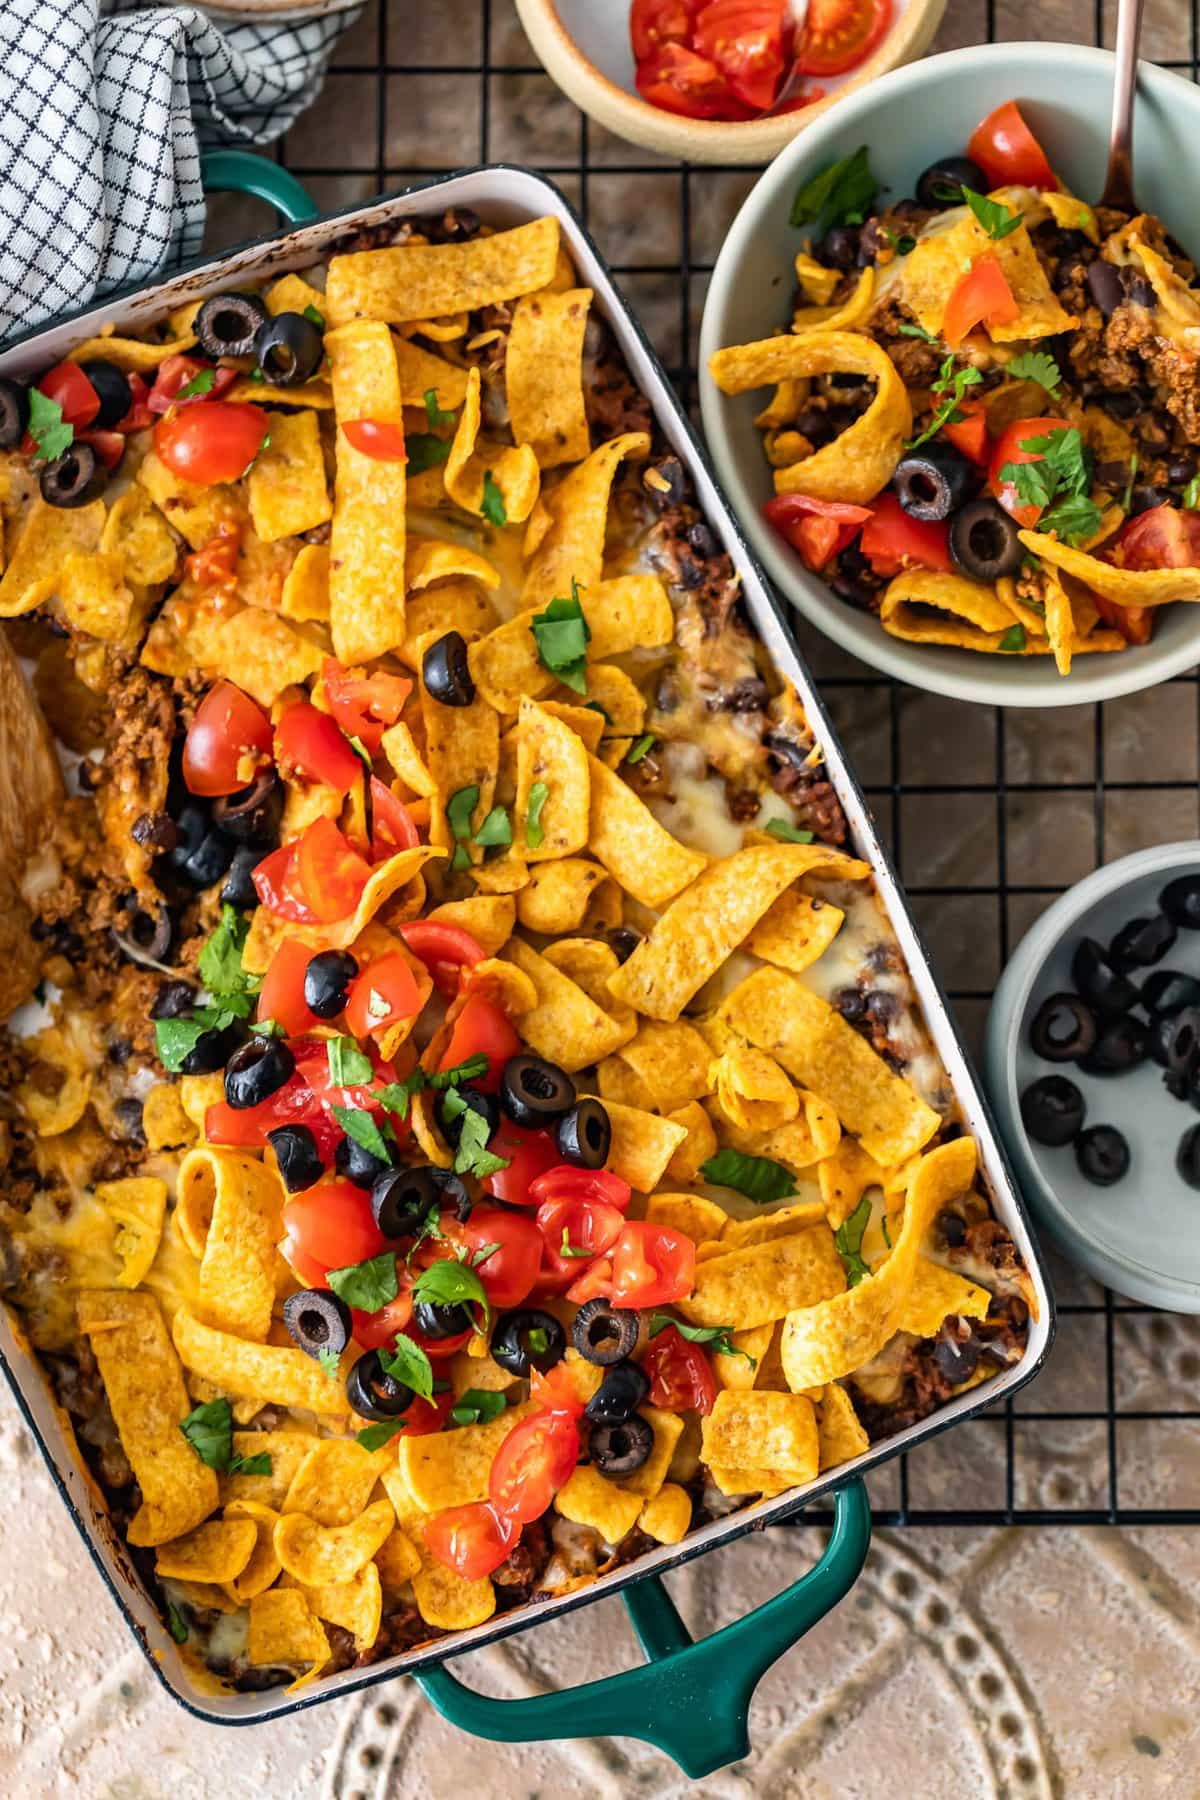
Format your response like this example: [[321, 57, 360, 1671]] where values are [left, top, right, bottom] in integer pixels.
[[998, 623, 1027, 653], [326, 1250, 399, 1313], [906, 355, 983, 452], [474, 804, 512, 848], [154, 1004, 237, 1074], [470, 1241, 502, 1268], [446, 782, 479, 871], [527, 1325, 550, 1355], [303, 303, 326, 328], [407, 433, 452, 473], [1038, 491, 1104, 545], [423, 386, 456, 428], [648, 1314, 756, 1365], [764, 818, 816, 845], [357, 1418, 409, 1451], [166, 1600, 189, 1644], [331, 1104, 393, 1165], [525, 780, 550, 850], [178, 367, 216, 399], [378, 1332, 434, 1402], [316, 1346, 341, 1379], [559, 1227, 592, 1259], [1123, 454, 1140, 515], [254, 1017, 285, 1038], [895, 321, 937, 342], [197, 904, 260, 1009], [229, 1451, 272, 1477], [27, 386, 74, 462], [1183, 472, 1200, 510], [625, 733, 656, 766], [961, 186, 1024, 240], [430, 1053, 490, 1090], [377, 1070, 427, 1121], [451, 1388, 507, 1427], [834, 1194, 872, 1286], [790, 146, 877, 239], [530, 580, 591, 693], [441, 1087, 510, 1182], [481, 470, 507, 527], [180, 1397, 235, 1470], [411, 1255, 490, 1328], [326, 1035, 374, 1088], [700, 1147, 796, 1204], [999, 427, 1101, 545], [1005, 350, 1061, 396]]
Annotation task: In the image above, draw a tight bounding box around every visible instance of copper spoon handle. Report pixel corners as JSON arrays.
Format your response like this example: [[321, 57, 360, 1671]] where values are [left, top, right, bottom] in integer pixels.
[[1100, 0, 1146, 210]]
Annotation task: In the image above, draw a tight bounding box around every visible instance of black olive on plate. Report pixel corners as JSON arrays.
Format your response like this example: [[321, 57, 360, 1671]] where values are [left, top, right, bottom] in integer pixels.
[[111, 906, 173, 967], [584, 1361, 650, 1426], [335, 1131, 391, 1188], [1128, 485, 1175, 517], [1138, 968, 1200, 1018], [572, 1297, 639, 1366], [40, 441, 105, 508], [224, 1036, 295, 1109], [1109, 913, 1176, 971], [1152, 1006, 1200, 1076], [1077, 1013, 1149, 1076], [412, 1298, 473, 1339], [1160, 874, 1200, 930], [948, 498, 1024, 582], [212, 768, 282, 845], [1070, 937, 1138, 1018], [180, 1020, 245, 1077], [500, 1054, 576, 1129], [915, 154, 986, 209], [1177, 1124, 1200, 1188], [1074, 1123, 1130, 1187], [371, 1165, 442, 1239], [1086, 258, 1124, 318], [431, 1167, 472, 1222], [152, 978, 196, 1020], [1028, 992, 1098, 1062], [220, 845, 262, 911], [169, 802, 237, 888], [304, 948, 358, 1020], [422, 630, 475, 707], [1020, 1074, 1086, 1147], [255, 310, 325, 386], [491, 1308, 566, 1377], [346, 1349, 412, 1422], [892, 441, 975, 522], [196, 291, 270, 360], [590, 1414, 654, 1476], [268, 1123, 325, 1193], [439, 1087, 500, 1146], [0, 376, 28, 448], [78, 359, 132, 430], [608, 926, 642, 964], [817, 223, 860, 271], [282, 1288, 352, 1362], [557, 1098, 611, 1170]]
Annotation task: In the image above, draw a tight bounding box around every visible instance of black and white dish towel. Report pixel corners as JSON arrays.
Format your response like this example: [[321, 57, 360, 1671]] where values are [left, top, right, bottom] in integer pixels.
[[0, 0, 357, 340]]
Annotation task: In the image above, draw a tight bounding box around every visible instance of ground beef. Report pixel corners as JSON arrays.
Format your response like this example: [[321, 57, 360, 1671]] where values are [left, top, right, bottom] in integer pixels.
[[868, 293, 943, 387], [356, 1606, 442, 1665], [584, 318, 653, 442], [957, 1217, 1028, 1287], [492, 1517, 552, 1607], [48, 1345, 135, 1500]]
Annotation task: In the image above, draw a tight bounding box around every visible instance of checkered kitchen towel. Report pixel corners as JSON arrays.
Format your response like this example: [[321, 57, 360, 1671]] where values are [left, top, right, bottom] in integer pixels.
[[0, 0, 357, 341]]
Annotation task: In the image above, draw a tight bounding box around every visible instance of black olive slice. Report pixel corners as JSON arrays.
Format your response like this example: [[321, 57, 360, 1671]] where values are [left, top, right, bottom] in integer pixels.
[[1139, 969, 1200, 1018], [499, 1054, 577, 1129], [948, 498, 1024, 582], [179, 1020, 245, 1076], [439, 1088, 500, 1146], [1177, 1123, 1200, 1188], [1160, 874, 1200, 930], [1028, 992, 1098, 1062], [224, 1037, 295, 1109], [892, 441, 974, 521], [1109, 913, 1176, 971], [1020, 1074, 1086, 1147], [346, 1349, 412, 1421], [283, 1288, 352, 1361], [1070, 937, 1138, 1018], [1077, 1014, 1148, 1076], [491, 1308, 566, 1377], [590, 1414, 654, 1476], [556, 1098, 611, 1169], [304, 949, 359, 1019], [335, 1132, 392, 1188], [1151, 1005, 1200, 1076], [422, 631, 475, 707], [572, 1298, 639, 1366], [212, 768, 282, 846], [268, 1124, 325, 1193], [584, 1361, 650, 1425], [78, 359, 132, 429], [412, 1298, 473, 1338], [40, 442, 105, 508], [254, 311, 325, 386], [914, 154, 986, 209], [1074, 1124, 1130, 1187], [0, 376, 28, 448], [220, 845, 263, 910], [371, 1166, 442, 1239], [196, 291, 270, 360]]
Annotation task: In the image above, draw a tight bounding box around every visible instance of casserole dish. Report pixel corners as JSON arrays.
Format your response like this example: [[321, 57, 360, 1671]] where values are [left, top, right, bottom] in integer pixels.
[[0, 153, 1052, 1775]]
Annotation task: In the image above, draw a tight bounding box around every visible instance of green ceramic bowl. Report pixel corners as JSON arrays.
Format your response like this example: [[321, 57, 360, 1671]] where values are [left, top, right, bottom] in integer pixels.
[[699, 42, 1200, 707]]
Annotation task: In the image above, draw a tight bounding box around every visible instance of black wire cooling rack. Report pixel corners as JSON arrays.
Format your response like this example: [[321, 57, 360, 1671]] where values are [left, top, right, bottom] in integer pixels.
[[241, 1, 1200, 1530]]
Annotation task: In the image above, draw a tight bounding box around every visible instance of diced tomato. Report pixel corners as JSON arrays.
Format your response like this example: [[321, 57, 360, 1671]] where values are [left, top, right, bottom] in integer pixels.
[[608, 1223, 696, 1309], [295, 817, 373, 924], [351, 1291, 415, 1351], [635, 41, 752, 119], [565, 1255, 615, 1305], [968, 99, 1055, 192], [424, 1500, 520, 1580], [534, 1193, 626, 1287], [293, 1036, 400, 1117], [481, 1126, 560, 1206], [793, 0, 891, 77], [640, 1323, 718, 1415], [182, 679, 273, 798], [79, 428, 125, 471], [148, 355, 239, 414], [763, 492, 873, 572], [941, 398, 991, 466], [448, 1209, 543, 1311], [942, 252, 1020, 348], [529, 1362, 587, 1418], [410, 1323, 474, 1362], [257, 937, 322, 1038], [344, 951, 424, 1041], [436, 993, 520, 1092], [1091, 590, 1153, 646], [322, 658, 412, 754], [342, 419, 407, 461], [693, 2, 790, 113], [184, 524, 241, 586], [399, 920, 486, 997], [527, 1166, 632, 1213], [987, 416, 1070, 526], [251, 841, 319, 923], [392, 1389, 455, 1437], [1116, 503, 1200, 571], [488, 1408, 581, 1524], [631, 0, 700, 60], [205, 1071, 327, 1153], [369, 778, 420, 861], [39, 361, 100, 429], [282, 1181, 390, 1286], [154, 400, 268, 485], [859, 490, 953, 577], [275, 699, 362, 795], [117, 372, 153, 433]]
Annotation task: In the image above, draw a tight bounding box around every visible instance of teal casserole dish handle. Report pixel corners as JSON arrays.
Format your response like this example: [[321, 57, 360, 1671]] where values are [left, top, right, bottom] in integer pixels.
[[414, 1481, 871, 1777], [199, 150, 318, 225]]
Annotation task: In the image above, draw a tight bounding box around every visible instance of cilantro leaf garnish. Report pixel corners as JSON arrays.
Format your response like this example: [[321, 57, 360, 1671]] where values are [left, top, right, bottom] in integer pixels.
[[229, 1451, 272, 1477], [700, 1147, 796, 1204], [790, 146, 877, 239], [447, 782, 480, 871], [451, 1388, 507, 1427], [411, 1255, 490, 1328], [648, 1313, 756, 1365], [530, 580, 591, 693], [474, 805, 512, 849], [154, 1004, 238, 1073], [180, 1397, 235, 1470], [961, 186, 1024, 241], [470, 1241, 503, 1268], [407, 433, 452, 473], [178, 367, 216, 400], [27, 386, 74, 462], [896, 321, 937, 342], [1038, 491, 1104, 545], [440, 1086, 510, 1182], [906, 355, 983, 451], [378, 1332, 434, 1402], [357, 1418, 409, 1451], [559, 1226, 592, 1259], [332, 1104, 393, 1165], [303, 303, 326, 329], [525, 780, 550, 850], [166, 1600, 189, 1644], [316, 1345, 341, 1379], [997, 623, 1027, 653], [999, 427, 1101, 545], [834, 1194, 872, 1287], [481, 470, 507, 527], [1005, 350, 1061, 396], [424, 387, 456, 429], [327, 1035, 374, 1088], [326, 1250, 399, 1313], [198, 904, 260, 1006], [527, 1325, 550, 1355], [430, 1053, 490, 1090], [764, 818, 815, 845], [625, 734, 655, 766], [377, 1070, 427, 1121]]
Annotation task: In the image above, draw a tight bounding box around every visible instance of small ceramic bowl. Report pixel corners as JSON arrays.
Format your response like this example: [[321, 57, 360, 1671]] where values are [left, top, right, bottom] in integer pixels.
[[513, 0, 946, 165], [985, 844, 1200, 1313], [699, 42, 1200, 705]]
